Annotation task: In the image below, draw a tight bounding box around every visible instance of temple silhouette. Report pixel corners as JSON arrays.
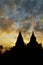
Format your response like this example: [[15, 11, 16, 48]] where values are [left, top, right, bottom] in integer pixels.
[[15, 31, 26, 48], [27, 32, 42, 49], [0, 31, 43, 65]]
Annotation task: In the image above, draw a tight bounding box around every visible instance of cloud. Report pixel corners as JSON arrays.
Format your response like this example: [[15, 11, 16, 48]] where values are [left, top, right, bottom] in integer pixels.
[[0, 0, 43, 33], [34, 22, 43, 31], [22, 0, 43, 15], [0, 0, 43, 17], [0, 0, 43, 20], [0, 18, 14, 32]]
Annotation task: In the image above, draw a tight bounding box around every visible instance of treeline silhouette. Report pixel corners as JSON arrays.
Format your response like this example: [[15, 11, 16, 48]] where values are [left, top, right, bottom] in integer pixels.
[[0, 31, 43, 65]]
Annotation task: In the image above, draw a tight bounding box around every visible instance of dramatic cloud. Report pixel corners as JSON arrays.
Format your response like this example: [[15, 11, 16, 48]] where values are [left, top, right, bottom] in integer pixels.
[[0, 0, 43, 33], [0, 0, 43, 47], [34, 22, 43, 32], [0, 18, 14, 32]]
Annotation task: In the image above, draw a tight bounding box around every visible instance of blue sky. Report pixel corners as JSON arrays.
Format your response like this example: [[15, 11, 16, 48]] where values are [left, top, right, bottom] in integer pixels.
[[0, 0, 43, 33]]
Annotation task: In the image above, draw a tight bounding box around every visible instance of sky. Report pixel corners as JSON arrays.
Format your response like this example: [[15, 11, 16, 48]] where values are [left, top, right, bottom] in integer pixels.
[[0, 0, 43, 47]]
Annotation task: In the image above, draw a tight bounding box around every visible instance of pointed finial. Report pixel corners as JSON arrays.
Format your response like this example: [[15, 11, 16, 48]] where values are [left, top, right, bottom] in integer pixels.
[[32, 31, 34, 35], [31, 31, 36, 41]]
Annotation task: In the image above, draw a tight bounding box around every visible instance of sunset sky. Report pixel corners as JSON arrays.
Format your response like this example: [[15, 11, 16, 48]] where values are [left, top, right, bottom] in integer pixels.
[[0, 0, 43, 48]]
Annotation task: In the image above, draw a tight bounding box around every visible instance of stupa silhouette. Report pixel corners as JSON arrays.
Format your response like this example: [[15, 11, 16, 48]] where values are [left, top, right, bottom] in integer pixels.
[[15, 31, 25, 48], [27, 31, 42, 49]]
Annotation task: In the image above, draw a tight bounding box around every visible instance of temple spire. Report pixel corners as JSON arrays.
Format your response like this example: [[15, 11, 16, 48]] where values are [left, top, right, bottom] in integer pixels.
[[15, 31, 25, 48], [30, 31, 36, 41]]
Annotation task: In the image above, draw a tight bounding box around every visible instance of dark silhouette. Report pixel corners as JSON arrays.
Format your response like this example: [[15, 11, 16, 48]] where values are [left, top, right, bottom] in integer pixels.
[[0, 31, 43, 65], [0, 45, 3, 64], [27, 32, 43, 64], [0, 45, 3, 49], [27, 32, 42, 49], [15, 31, 26, 48], [0, 45, 3, 53]]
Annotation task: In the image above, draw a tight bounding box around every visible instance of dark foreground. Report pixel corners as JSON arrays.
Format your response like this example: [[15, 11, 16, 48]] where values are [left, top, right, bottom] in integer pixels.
[[0, 32, 43, 65]]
